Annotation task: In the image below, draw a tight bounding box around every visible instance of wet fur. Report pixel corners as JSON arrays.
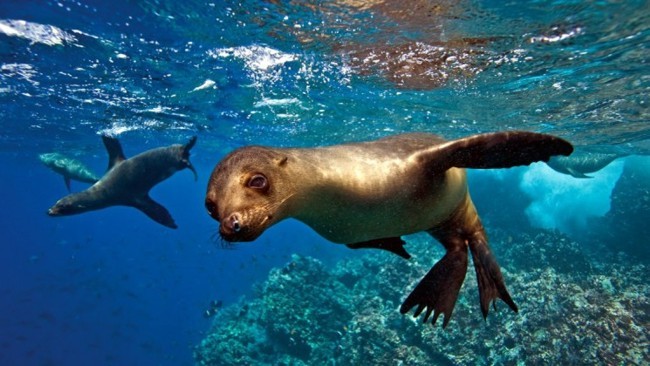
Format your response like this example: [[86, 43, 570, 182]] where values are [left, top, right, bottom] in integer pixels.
[[48, 136, 197, 228], [205, 131, 573, 327]]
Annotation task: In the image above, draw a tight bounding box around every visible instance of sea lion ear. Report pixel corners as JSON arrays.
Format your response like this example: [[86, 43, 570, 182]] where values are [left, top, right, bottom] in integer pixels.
[[275, 156, 288, 167]]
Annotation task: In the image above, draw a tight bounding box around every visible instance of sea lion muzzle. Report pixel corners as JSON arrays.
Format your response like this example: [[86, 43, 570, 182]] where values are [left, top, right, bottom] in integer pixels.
[[219, 213, 244, 240], [229, 217, 241, 233]]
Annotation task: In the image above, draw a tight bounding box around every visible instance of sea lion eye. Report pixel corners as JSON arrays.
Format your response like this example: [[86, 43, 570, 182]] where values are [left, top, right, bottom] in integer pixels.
[[205, 199, 219, 220], [247, 174, 268, 190]]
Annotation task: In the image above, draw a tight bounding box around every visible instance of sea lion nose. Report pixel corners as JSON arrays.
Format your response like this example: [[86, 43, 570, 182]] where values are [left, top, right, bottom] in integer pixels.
[[222, 213, 242, 234]]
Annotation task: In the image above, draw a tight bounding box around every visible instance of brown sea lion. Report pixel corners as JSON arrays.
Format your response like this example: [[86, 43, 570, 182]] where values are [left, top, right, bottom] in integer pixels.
[[204, 131, 573, 327], [48, 135, 197, 228]]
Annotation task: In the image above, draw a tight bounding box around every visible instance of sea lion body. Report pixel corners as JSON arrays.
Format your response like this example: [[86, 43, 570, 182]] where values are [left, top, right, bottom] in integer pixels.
[[48, 135, 197, 228], [39, 152, 100, 191], [205, 131, 573, 327], [263, 134, 468, 244]]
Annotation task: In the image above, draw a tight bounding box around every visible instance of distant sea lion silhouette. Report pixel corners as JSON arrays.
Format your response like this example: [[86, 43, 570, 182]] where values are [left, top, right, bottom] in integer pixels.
[[546, 151, 625, 178], [39, 152, 100, 192], [48, 135, 197, 228], [205, 131, 573, 327]]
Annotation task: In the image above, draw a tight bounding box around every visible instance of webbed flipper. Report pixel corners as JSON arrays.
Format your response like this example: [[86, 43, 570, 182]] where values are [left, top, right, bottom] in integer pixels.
[[416, 131, 573, 173], [346, 237, 411, 259], [566, 168, 592, 179], [101, 135, 127, 171], [64, 176, 71, 192], [182, 136, 198, 181], [131, 195, 177, 229], [468, 235, 518, 319], [400, 242, 467, 328]]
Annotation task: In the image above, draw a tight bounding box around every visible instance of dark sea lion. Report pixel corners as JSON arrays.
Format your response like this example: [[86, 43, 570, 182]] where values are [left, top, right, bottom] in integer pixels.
[[48, 135, 197, 228], [546, 151, 625, 178], [205, 131, 573, 327], [39, 152, 100, 192]]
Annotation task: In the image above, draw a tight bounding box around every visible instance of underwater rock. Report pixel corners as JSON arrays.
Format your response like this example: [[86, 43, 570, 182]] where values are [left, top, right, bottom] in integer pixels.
[[591, 156, 650, 258], [491, 228, 592, 274], [194, 231, 648, 365]]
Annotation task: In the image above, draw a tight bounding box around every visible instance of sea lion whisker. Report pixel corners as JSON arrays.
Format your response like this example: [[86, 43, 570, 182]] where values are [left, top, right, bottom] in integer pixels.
[[250, 193, 295, 226], [266, 192, 296, 213], [209, 230, 235, 250]]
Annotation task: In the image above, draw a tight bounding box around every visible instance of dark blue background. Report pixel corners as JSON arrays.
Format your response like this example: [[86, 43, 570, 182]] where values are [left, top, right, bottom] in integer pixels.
[[0, 150, 353, 365]]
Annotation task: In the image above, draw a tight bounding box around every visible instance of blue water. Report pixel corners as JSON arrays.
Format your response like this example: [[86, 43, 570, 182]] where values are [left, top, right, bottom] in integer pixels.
[[1, 1, 648, 365]]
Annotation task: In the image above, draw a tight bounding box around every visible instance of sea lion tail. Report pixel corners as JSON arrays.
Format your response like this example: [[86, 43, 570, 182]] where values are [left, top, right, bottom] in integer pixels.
[[468, 233, 518, 319], [400, 239, 468, 328]]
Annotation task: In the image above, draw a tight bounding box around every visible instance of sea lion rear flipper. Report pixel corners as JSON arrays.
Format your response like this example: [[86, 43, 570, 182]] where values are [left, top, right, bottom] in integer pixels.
[[101, 135, 127, 171], [182, 136, 198, 181], [468, 235, 518, 319], [346, 237, 411, 259], [417, 131, 573, 172], [400, 241, 468, 328], [64, 176, 71, 192], [132, 195, 178, 229]]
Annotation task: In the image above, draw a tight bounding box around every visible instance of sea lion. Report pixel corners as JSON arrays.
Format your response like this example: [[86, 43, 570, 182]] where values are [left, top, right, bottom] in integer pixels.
[[205, 131, 573, 327], [39, 152, 100, 192], [546, 151, 625, 178], [48, 135, 198, 228]]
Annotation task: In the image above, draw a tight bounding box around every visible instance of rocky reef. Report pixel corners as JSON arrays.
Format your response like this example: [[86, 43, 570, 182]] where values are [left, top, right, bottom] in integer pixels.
[[194, 227, 648, 365], [590, 156, 650, 258]]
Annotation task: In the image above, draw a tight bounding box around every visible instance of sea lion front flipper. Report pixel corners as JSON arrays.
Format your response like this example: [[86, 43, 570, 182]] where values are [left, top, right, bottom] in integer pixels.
[[131, 195, 178, 229], [346, 237, 411, 259], [418, 131, 573, 172], [64, 176, 71, 192], [400, 243, 468, 328], [101, 135, 127, 171], [468, 235, 518, 319], [567, 168, 592, 179]]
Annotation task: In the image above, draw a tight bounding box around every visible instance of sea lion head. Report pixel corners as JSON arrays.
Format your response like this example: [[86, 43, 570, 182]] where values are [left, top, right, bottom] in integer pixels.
[[205, 146, 291, 243], [47, 193, 93, 216]]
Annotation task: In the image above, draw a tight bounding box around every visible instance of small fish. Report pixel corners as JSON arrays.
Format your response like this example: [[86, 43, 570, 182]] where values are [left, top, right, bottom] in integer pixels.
[[203, 299, 223, 318]]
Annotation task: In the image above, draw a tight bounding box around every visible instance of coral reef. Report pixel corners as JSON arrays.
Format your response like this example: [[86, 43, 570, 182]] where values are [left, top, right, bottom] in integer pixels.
[[194, 229, 648, 365]]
